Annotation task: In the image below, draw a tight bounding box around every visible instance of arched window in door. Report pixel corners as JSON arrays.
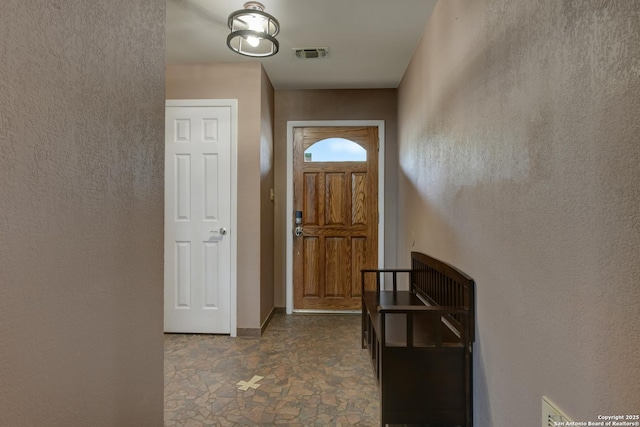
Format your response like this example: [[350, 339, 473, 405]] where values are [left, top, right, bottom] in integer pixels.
[[303, 137, 367, 162]]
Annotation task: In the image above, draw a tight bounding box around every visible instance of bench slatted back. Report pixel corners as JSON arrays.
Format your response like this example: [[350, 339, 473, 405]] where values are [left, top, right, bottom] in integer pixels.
[[410, 252, 475, 343]]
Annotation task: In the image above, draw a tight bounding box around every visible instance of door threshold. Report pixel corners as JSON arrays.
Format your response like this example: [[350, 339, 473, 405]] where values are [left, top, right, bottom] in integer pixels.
[[292, 309, 360, 315]]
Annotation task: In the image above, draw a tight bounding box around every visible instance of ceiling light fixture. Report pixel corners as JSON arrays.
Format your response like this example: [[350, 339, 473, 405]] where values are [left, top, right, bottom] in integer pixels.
[[227, 2, 280, 57]]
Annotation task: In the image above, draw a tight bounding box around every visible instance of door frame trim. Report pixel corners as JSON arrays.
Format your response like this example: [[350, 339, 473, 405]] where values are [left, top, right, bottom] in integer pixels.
[[165, 99, 238, 337], [285, 120, 385, 314]]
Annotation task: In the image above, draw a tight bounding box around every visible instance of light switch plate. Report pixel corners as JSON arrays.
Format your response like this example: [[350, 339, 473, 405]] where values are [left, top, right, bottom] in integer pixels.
[[542, 396, 572, 427]]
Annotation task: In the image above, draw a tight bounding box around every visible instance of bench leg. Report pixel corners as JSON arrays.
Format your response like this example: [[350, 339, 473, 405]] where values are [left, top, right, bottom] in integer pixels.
[[361, 305, 366, 349]]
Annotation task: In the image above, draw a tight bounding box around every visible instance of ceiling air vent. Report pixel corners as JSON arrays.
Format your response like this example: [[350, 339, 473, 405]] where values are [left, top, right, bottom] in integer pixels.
[[293, 47, 329, 59]]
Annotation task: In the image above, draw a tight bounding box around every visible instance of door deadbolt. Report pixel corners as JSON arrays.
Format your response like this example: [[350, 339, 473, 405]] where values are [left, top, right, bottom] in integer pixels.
[[294, 210, 303, 237]]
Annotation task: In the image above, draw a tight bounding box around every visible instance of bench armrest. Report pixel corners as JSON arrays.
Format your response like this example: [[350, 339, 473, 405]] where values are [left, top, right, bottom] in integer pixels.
[[377, 305, 468, 315], [361, 268, 413, 292]]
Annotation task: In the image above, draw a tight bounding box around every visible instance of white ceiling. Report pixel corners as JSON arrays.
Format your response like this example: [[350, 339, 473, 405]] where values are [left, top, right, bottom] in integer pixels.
[[166, 0, 438, 90]]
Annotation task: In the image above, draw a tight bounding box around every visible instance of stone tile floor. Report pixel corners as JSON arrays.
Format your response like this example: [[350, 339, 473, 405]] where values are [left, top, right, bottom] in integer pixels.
[[164, 313, 380, 426]]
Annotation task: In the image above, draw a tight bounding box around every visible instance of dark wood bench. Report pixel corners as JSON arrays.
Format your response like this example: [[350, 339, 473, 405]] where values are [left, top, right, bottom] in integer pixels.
[[361, 251, 475, 427]]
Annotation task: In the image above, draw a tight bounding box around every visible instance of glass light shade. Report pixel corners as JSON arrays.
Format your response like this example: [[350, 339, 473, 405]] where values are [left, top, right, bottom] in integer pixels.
[[227, 3, 280, 57]]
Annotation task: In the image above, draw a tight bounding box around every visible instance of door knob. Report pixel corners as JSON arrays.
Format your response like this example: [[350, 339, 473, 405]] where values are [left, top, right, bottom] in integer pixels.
[[211, 227, 227, 236]]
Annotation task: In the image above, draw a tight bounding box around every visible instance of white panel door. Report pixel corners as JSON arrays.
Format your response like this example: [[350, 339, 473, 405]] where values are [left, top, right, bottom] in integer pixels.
[[165, 103, 233, 334]]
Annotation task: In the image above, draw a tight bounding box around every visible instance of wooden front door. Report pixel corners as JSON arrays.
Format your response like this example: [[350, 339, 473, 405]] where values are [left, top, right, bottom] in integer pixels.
[[293, 126, 378, 310]]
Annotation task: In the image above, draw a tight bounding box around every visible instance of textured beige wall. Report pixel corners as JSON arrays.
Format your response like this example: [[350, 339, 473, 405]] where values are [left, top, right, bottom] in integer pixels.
[[260, 67, 276, 324], [398, 1, 640, 425], [0, 1, 165, 426], [273, 89, 398, 307], [166, 63, 271, 329]]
